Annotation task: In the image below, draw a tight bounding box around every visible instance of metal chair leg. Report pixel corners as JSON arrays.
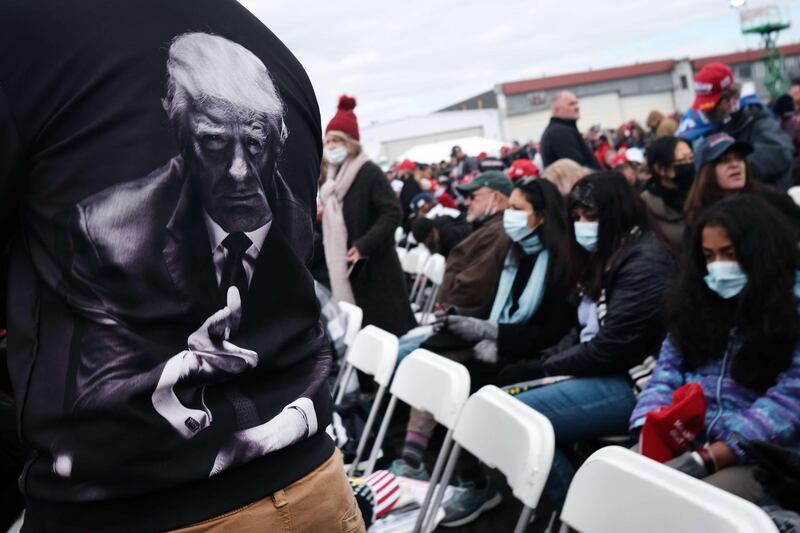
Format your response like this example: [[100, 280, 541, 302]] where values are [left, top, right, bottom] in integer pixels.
[[514, 505, 535, 533], [347, 385, 387, 476], [413, 428, 454, 533], [334, 363, 354, 404], [421, 442, 462, 533], [363, 394, 398, 476]]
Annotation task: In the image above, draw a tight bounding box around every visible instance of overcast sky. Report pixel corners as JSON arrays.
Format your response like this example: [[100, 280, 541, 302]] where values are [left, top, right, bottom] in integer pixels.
[[239, 0, 800, 127]]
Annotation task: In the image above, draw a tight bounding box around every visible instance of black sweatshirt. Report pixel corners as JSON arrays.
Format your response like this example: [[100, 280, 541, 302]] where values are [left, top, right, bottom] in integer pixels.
[[540, 117, 601, 169], [0, 1, 334, 530]]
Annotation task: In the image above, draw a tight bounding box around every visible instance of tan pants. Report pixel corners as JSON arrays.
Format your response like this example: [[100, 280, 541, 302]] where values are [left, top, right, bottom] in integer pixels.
[[171, 449, 365, 533]]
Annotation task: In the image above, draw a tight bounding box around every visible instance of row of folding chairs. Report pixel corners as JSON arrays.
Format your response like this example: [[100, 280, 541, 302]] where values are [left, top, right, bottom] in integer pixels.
[[330, 315, 777, 533], [400, 246, 445, 325]]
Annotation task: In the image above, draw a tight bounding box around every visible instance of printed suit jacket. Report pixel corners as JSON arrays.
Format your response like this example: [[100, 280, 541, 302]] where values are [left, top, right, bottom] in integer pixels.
[[60, 156, 327, 486]]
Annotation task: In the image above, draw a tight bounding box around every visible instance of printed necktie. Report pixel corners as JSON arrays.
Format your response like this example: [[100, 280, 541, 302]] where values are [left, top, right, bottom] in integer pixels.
[[219, 232, 260, 429], [220, 232, 252, 307]]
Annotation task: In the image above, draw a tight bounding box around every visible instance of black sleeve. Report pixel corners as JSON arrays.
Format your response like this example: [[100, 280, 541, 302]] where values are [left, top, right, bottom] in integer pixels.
[[747, 113, 793, 185], [353, 165, 403, 258], [0, 84, 24, 332], [542, 241, 673, 376], [496, 284, 577, 359]]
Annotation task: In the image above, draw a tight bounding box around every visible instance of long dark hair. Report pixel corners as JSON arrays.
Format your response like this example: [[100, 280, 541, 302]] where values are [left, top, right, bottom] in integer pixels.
[[514, 178, 570, 286], [568, 171, 654, 299], [669, 195, 799, 393]]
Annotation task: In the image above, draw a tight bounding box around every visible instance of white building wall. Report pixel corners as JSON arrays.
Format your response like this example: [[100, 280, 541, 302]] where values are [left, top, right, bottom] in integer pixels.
[[619, 92, 677, 124], [360, 109, 503, 162], [503, 91, 681, 142], [505, 110, 552, 143], [576, 93, 623, 131]]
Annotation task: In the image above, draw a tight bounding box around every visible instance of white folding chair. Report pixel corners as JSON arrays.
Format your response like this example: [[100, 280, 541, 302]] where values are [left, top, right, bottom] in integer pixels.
[[413, 254, 446, 325], [404, 246, 430, 304], [330, 301, 364, 399], [362, 349, 471, 531], [560, 446, 779, 533], [424, 385, 555, 533], [333, 325, 399, 476]]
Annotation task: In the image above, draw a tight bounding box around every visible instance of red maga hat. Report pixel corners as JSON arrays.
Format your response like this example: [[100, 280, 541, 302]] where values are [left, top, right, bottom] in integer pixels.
[[691, 63, 734, 112]]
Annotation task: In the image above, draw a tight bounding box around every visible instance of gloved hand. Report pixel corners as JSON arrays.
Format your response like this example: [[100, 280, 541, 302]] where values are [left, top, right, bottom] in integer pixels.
[[665, 450, 707, 479], [446, 316, 498, 343], [473, 339, 498, 364]]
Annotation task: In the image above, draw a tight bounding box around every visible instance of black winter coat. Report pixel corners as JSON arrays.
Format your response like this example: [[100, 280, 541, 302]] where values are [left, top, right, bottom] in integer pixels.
[[540, 117, 600, 169], [722, 104, 794, 190], [496, 249, 576, 359], [541, 232, 673, 376], [343, 161, 417, 336]]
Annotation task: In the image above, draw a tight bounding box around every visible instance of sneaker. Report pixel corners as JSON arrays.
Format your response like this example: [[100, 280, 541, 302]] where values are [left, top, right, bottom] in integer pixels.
[[439, 479, 502, 528], [387, 458, 430, 481]]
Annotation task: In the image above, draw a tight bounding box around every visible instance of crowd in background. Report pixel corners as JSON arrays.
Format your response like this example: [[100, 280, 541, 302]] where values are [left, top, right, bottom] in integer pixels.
[[316, 60, 800, 530]]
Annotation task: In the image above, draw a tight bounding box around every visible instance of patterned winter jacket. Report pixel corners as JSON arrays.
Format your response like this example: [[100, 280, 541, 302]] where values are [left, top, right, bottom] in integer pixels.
[[630, 335, 800, 461]]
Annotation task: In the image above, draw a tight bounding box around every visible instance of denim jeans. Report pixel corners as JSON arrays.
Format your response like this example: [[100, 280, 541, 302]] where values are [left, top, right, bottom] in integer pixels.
[[514, 375, 636, 510]]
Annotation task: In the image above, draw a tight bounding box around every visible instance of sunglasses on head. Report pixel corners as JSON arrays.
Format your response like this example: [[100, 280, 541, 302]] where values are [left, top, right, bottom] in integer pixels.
[[515, 177, 539, 188]]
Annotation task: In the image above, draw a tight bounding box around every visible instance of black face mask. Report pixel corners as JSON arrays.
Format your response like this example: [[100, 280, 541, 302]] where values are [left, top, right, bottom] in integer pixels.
[[673, 163, 695, 191]]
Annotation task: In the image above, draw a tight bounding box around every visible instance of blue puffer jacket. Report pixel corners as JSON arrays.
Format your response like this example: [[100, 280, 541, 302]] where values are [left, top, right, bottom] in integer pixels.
[[630, 335, 800, 461]]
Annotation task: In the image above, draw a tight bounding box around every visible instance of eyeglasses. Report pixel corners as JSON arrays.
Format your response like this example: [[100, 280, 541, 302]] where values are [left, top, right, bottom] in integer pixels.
[[466, 190, 493, 201]]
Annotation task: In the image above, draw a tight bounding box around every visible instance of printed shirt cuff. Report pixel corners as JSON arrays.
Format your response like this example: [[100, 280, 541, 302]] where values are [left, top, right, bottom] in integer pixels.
[[284, 397, 318, 437], [152, 351, 212, 439]]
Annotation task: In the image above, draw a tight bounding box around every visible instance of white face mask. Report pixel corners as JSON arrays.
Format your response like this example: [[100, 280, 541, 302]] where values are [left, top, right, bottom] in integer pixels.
[[325, 146, 348, 165]]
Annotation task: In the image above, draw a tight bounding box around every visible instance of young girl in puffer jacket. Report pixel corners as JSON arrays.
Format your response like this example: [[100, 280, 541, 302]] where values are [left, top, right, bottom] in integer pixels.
[[630, 194, 800, 503]]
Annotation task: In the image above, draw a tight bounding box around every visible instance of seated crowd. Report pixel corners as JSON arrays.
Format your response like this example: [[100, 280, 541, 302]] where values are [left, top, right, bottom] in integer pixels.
[[313, 61, 800, 530]]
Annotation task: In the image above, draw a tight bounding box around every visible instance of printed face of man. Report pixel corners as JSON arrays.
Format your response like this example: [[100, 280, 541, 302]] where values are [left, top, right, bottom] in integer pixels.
[[186, 98, 274, 233]]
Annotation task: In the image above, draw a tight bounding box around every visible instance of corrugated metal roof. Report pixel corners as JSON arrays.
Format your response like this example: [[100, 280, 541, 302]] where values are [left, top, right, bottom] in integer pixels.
[[501, 43, 800, 96], [502, 60, 675, 95]]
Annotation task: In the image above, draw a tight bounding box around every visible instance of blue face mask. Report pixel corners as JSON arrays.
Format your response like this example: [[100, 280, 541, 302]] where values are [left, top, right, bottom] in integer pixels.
[[574, 221, 599, 252], [504, 209, 543, 255], [503, 209, 533, 242], [704, 261, 748, 299]]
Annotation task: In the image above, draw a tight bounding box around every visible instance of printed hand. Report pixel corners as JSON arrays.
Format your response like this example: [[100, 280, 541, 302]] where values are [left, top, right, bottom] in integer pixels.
[[183, 287, 258, 382], [210, 406, 309, 476], [446, 315, 498, 343]]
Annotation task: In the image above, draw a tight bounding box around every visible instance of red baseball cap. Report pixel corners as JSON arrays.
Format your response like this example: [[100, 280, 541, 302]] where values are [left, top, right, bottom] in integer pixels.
[[640, 383, 706, 463], [610, 150, 629, 167], [692, 63, 735, 112], [394, 159, 416, 172], [506, 158, 540, 180]]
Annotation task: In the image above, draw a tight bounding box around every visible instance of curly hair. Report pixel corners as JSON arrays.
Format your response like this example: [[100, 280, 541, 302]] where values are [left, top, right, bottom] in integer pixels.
[[668, 195, 800, 392]]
